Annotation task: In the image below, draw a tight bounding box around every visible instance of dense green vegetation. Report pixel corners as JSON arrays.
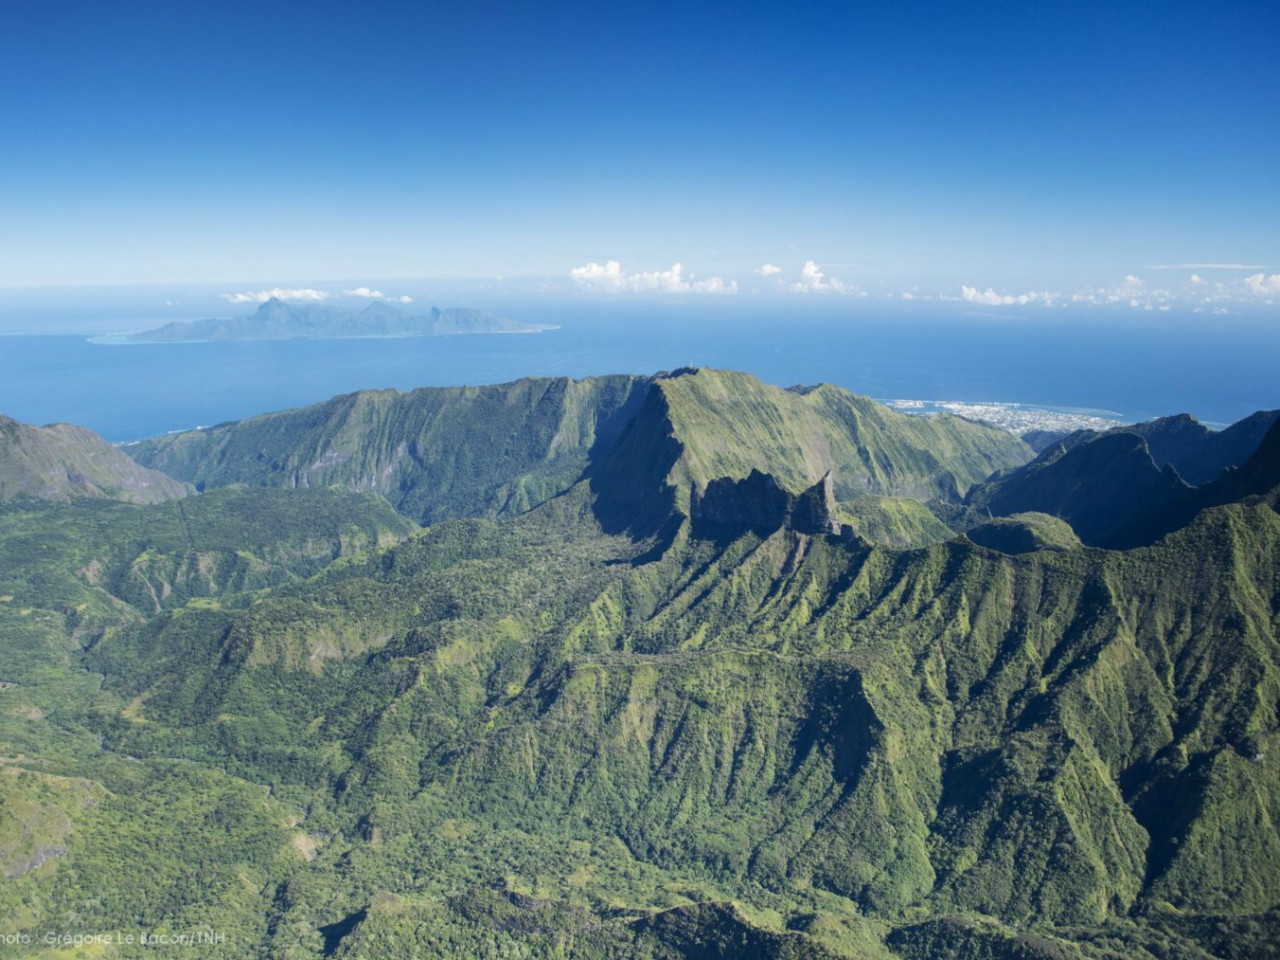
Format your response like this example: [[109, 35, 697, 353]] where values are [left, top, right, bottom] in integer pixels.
[[0, 488, 412, 763], [838, 496, 957, 548], [618, 369, 1031, 507], [127, 374, 653, 524], [966, 512, 1083, 554], [0, 414, 190, 504], [1, 371, 1277, 958]]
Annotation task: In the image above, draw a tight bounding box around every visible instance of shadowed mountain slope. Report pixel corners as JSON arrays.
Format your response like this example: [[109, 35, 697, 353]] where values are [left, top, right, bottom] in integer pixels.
[[968, 410, 1280, 548], [1126, 410, 1280, 485], [1107, 416, 1280, 547], [585, 368, 1032, 534], [966, 432, 1189, 546]]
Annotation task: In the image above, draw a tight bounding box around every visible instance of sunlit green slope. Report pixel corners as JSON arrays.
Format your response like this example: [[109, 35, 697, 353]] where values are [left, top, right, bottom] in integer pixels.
[[2, 376, 1277, 958], [0, 413, 191, 504], [9, 433, 1266, 956], [126, 374, 652, 523]]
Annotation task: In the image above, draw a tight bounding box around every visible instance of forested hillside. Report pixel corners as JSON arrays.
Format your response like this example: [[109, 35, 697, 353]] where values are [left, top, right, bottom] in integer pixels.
[[0, 414, 191, 504], [1, 370, 1277, 958]]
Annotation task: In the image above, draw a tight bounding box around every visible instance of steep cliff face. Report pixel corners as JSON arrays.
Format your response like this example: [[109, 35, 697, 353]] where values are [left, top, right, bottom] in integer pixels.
[[128, 375, 651, 523], [654, 368, 1031, 501], [588, 367, 1032, 537], [790, 472, 842, 535], [0, 414, 191, 504], [690, 470, 842, 538]]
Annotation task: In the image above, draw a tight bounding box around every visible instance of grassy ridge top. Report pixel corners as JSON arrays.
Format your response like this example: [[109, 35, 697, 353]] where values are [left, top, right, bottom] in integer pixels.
[[658, 369, 1031, 501], [966, 511, 1083, 554]]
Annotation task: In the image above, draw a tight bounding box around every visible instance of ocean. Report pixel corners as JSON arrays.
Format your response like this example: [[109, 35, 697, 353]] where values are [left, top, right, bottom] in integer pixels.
[[1, 300, 1277, 442]]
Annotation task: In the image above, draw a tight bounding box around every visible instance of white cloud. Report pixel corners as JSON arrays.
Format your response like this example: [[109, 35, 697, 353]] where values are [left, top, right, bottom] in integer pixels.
[[687, 274, 738, 294], [755, 263, 782, 277], [342, 286, 386, 299], [1244, 273, 1280, 296], [571, 260, 624, 288], [570, 260, 737, 294], [1145, 263, 1267, 270], [789, 260, 854, 294], [961, 285, 1060, 306], [635, 264, 693, 293], [222, 288, 330, 304], [398, 295, 414, 303], [1069, 274, 1189, 310]]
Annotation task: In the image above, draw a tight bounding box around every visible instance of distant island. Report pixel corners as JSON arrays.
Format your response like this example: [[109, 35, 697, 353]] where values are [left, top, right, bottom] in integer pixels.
[[94, 297, 558, 343]]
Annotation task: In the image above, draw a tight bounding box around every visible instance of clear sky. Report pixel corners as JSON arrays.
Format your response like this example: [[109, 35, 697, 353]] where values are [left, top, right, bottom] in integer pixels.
[[2, 0, 1277, 310]]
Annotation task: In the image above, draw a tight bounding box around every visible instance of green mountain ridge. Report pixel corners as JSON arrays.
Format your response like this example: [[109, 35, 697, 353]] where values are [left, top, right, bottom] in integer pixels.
[[127, 368, 1032, 534], [128, 373, 653, 524], [967, 411, 1280, 548], [0, 413, 192, 504], [1, 370, 1278, 958]]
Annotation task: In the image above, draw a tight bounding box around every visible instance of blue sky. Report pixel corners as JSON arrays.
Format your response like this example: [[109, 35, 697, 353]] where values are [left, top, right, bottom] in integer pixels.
[[1, 0, 1277, 309]]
